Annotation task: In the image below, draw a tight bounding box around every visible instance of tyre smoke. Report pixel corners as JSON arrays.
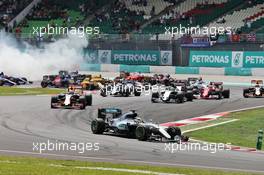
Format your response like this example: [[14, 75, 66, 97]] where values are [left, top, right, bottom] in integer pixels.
[[0, 31, 87, 80]]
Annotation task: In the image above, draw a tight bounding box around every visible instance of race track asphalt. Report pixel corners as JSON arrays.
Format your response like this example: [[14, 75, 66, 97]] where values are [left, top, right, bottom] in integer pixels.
[[0, 86, 264, 173]]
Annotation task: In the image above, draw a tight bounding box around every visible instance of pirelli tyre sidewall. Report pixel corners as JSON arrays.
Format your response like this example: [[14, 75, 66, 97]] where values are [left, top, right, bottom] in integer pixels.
[[135, 125, 150, 141], [243, 88, 249, 98], [91, 119, 105, 134], [85, 95, 92, 106], [51, 97, 58, 108], [166, 127, 182, 140]]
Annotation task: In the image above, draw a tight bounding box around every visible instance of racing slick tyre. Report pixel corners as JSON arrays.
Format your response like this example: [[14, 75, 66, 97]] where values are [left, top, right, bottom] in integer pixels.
[[176, 94, 184, 103], [134, 89, 141, 96], [223, 89, 230, 98], [217, 92, 223, 100], [243, 89, 249, 98], [100, 88, 107, 97], [186, 92, 193, 102], [122, 91, 130, 97], [41, 81, 48, 88], [0, 80, 3, 86], [91, 119, 105, 134], [85, 95, 92, 106], [51, 97, 58, 108], [151, 93, 159, 103], [79, 97, 86, 110], [135, 125, 150, 141], [167, 127, 182, 140]]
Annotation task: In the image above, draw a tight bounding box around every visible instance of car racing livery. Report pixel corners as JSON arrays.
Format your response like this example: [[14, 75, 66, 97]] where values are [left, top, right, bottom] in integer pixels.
[[151, 85, 193, 103], [51, 86, 92, 110], [0, 72, 33, 86], [200, 82, 230, 99], [243, 80, 264, 98], [91, 108, 189, 142]]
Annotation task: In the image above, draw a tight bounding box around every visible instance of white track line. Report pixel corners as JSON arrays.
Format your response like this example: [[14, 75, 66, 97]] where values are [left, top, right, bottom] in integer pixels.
[[0, 149, 263, 173], [75, 167, 183, 175], [183, 119, 239, 133]]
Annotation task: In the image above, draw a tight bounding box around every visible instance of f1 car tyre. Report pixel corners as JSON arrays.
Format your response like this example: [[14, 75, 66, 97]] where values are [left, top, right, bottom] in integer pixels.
[[91, 119, 105, 134], [167, 127, 181, 139], [135, 125, 150, 141], [223, 89, 230, 98], [217, 92, 223, 100], [151, 93, 159, 103], [243, 89, 249, 98], [51, 97, 58, 108], [79, 97, 86, 110], [85, 95, 92, 106], [0, 80, 3, 86], [186, 92, 193, 101], [100, 88, 107, 97], [176, 94, 184, 103], [134, 89, 141, 96], [41, 81, 48, 88]]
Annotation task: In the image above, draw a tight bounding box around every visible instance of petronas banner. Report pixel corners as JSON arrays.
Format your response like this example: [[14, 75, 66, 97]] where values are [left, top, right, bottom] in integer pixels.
[[189, 51, 264, 68]]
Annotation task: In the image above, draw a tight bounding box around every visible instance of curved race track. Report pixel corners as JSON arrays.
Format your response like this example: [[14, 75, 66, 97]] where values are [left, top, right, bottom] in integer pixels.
[[0, 86, 264, 173]]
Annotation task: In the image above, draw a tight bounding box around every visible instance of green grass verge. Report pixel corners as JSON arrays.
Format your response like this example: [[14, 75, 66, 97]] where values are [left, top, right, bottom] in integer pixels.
[[0, 87, 65, 96], [0, 156, 259, 175], [188, 108, 264, 149]]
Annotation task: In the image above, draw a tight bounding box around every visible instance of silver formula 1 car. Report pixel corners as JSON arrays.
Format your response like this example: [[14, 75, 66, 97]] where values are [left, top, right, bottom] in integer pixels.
[[91, 108, 188, 142], [151, 85, 193, 103]]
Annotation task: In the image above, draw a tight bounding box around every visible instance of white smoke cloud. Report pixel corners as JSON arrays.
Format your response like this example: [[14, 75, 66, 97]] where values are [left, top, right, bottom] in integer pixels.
[[0, 31, 87, 80]]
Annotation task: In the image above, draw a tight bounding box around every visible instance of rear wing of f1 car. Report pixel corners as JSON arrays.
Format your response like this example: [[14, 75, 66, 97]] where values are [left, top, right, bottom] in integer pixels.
[[98, 108, 122, 120], [251, 80, 263, 85]]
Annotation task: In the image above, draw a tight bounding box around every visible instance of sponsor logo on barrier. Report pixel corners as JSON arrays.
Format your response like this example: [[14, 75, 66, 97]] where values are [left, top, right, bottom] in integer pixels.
[[112, 50, 159, 65], [83, 50, 173, 65], [190, 51, 264, 68], [189, 51, 231, 67], [98, 50, 111, 64], [232, 51, 243, 68], [160, 51, 172, 65]]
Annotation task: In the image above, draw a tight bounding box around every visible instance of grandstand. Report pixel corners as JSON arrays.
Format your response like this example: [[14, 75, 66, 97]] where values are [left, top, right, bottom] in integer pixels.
[[0, 0, 264, 39]]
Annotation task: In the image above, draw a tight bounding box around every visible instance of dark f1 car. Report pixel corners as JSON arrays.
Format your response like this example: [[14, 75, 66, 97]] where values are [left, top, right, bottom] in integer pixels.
[[41, 70, 88, 88], [151, 85, 193, 103], [100, 80, 141, 97], [51, 86, 92, 110], [200, 82, 230, 99], [243, 80, 264, 98], [91, 108, 188, 142], [0, 72, 33, 86]]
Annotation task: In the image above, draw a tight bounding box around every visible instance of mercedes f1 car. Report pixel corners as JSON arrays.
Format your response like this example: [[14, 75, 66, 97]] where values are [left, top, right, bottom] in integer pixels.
[[151, 85, 193, 103], [51, 86, 92, 110], [91, 108, 188, 142], [243, 80, 264, 98]]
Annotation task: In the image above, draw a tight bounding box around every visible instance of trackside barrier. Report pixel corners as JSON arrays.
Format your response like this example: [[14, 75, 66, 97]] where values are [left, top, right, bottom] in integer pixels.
[[80, 64, 101, 72], [251, 68, 264, 76], [101, 64, 119, 72], [150, 66, 175, 74], [200, 67, 225, 75], [119, 65, 150, 73], [175, 67, 199, 74], [224, 68, 252, 76], [79, 64, 264, 76]]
